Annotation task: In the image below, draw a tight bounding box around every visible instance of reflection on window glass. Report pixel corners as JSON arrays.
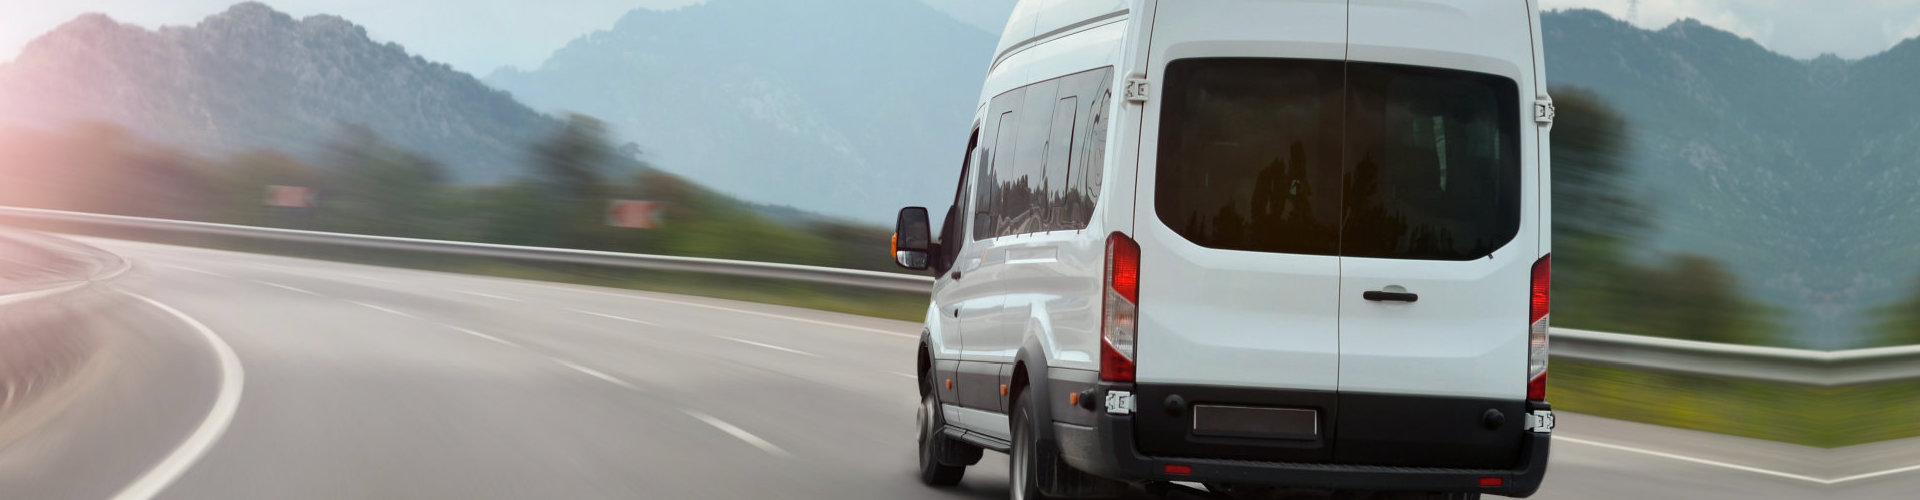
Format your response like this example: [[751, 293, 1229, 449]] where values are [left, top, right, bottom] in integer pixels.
[[970, 67, 1113, 239], [998, 80, 1059, 238], [1342, 63, 1519, 261], [1045, 97, 1078, 231], [1073, 75, 1111, 229], [1153, 58, 1519, 260], [1155, 58, 1345, 256]]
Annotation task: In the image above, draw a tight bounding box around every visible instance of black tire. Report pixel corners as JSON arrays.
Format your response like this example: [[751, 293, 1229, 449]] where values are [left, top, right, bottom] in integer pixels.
[[1011, 391, 1059, 500], [918, 373, 967, 486]]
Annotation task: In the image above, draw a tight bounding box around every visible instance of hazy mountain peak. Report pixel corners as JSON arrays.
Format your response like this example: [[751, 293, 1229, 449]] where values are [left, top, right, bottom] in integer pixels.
[[0, 2, 557, 184], [489, 0, 994, 221]]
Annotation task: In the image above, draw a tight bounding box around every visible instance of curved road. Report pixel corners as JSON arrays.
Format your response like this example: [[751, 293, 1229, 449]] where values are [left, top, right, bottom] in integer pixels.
[[0, 237, 1907, 499]]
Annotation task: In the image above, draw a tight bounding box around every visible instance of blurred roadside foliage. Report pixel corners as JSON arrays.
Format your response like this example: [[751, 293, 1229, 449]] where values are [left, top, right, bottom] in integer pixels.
[[1872, 277, 1920, 346], [0, 116, 897, 276], [1549, 87, 1780, 345]]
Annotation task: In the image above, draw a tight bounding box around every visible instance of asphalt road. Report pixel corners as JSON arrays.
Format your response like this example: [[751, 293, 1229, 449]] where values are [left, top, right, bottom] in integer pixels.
[[0, 237, 1909, 499]]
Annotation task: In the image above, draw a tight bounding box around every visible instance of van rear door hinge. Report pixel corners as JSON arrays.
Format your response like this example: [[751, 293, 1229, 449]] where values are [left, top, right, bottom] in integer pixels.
[[1124, 76, 1150, 104], [1534, 97, 1555, 126]]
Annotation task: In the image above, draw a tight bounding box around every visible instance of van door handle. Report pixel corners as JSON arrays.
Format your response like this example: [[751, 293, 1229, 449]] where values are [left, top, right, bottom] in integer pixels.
[[950, 270, 962, 280], [1363, 291, 1419, 303]]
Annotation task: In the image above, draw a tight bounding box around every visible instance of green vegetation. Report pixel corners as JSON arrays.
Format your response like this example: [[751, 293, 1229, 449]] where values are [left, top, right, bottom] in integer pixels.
[[1871, 277, 1920, 346], [1549, 87, 1781, 346], [1551, 360, 1920, 447], [0, 117, 905, 278]]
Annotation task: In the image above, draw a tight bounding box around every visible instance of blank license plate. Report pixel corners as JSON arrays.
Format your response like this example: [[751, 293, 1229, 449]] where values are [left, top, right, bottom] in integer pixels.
[[1192, 405, 1319, 439]]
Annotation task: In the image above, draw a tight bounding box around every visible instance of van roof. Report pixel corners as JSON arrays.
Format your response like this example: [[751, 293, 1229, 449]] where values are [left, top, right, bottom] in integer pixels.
[[993, 0, 1130, 66]]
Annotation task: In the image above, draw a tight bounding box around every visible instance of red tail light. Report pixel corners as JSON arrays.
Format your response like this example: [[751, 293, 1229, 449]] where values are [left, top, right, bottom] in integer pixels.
[[1528, 255, 1551, 402], [1101, 233, 1140, 382]]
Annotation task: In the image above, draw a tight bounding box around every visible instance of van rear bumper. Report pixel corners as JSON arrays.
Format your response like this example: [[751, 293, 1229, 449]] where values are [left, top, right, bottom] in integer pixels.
[[1052, 384, 1551, 497]]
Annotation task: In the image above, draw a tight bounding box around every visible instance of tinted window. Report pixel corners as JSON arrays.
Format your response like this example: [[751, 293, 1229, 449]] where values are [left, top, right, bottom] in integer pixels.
[[1342, 63, 1520, 260], [1154, 59, 1520, 261], [975, 87, 1022, 240], [1070, 71, 1113, 229], [971, 67, 1114, 239], [939, 131, 977, 272], [1044, 97, 1078, 231], [1155, 58, 1345, 256], [998, 80, 1059, 237]]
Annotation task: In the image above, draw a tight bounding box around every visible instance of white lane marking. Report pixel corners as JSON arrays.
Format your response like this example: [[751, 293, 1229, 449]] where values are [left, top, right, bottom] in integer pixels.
[[683, 410, 790, 458], [455, 290, 523, 302], [1829, 462, 1920, 484], [717, 336, 821, 358], [251, 280, 320, 297], [548, 357, 639, 390], [168, 265, 230, 278], [347, 301, 416, 319], [115, 292, 245, 500], [1558, 436, 1839, 484], [346, 273, 399, 284], [888, 371, 917, 380], [442, 324, 521, 348], [567, 309, 659, 326], [528, 284, 913, 339], [0, 282, 85, 307]]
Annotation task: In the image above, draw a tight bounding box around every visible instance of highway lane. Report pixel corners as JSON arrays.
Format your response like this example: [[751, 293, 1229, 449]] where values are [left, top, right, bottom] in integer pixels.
[[0, 236, 1907, 499]]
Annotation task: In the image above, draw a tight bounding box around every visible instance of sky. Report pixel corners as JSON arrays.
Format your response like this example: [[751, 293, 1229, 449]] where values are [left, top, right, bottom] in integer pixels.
[[2, 0, 1918, 76]]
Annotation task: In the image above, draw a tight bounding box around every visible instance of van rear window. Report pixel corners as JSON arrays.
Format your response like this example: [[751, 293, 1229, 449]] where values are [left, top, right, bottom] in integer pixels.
[[1155, 58, 1520, 261]]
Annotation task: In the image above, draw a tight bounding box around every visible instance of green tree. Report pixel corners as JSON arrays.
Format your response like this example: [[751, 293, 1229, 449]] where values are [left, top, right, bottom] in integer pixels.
[[519, 114, 616, 248], [315, 125, 451, 238]]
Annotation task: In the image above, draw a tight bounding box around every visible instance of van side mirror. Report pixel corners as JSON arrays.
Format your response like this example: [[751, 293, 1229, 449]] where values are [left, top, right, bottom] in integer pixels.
[[894, 207, 933, 270]]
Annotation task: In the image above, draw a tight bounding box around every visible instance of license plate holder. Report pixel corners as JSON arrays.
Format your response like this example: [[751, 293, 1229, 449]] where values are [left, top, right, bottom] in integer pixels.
[[1192, 405, 1319, 440]]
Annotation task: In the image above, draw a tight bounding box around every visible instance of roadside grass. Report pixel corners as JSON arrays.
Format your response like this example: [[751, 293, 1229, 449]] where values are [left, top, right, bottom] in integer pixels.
[[29, 225, 1918, 447], [1550, 359, 1920, 448]]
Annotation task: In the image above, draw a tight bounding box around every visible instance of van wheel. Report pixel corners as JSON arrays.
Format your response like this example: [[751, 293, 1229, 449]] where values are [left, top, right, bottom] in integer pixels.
[[1011, 391, 1060, 500], [918, 374, 970, 486]]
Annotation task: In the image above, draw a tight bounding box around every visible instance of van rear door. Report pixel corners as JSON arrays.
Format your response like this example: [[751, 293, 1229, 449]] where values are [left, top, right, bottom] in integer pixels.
[[1132, 0, 1348, 398], [1336, 0, 1542, 401]]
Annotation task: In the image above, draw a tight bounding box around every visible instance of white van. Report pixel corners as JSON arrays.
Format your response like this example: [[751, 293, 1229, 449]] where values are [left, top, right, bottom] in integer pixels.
[[893, 1, 1555, 498]]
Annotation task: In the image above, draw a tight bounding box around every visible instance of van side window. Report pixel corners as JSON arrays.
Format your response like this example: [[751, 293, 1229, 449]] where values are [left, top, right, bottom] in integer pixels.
[[1069, 68, 1114, 230], [977, 88, 1023, 241], [939, 130, 979, 273], [1000, 79, 1059, 237], [973, 66, 1115, 239], [1044, 97, 1078, 231]]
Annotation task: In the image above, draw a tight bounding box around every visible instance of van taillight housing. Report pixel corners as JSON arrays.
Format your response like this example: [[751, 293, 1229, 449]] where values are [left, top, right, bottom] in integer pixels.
[[1101, 233, 1140, 382], [1528, 254, 1550, 402]]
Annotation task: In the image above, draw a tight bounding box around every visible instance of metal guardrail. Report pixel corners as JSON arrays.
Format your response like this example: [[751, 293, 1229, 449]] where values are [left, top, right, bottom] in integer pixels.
[[1, 206, 1913, 386], [0, 206, 934, 293], [1550, 328, 1920, 387]]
